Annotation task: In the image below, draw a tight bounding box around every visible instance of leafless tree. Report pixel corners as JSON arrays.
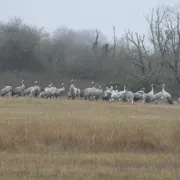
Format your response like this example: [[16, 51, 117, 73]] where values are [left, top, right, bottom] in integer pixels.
[[145, 5, 180, 84], [92, 29, 99, 51], [112, 26, 118, 60], [145, 7, 170, 57], [123, 30, 157, 84], [164, 5, 180, 84], [145, 6, 171, 81]]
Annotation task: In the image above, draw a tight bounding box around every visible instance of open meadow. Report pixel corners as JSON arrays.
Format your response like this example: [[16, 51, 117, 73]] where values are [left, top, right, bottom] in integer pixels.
[[0, 98, 180, 179]]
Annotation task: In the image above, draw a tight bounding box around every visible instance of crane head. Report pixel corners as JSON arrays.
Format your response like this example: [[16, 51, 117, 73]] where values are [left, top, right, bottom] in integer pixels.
[[162, 84, 165, 88], [34, 81, 38, 85]]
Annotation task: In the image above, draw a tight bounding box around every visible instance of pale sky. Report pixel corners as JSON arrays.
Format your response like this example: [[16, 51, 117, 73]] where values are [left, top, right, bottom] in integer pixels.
[[1, 0, 179, 40]]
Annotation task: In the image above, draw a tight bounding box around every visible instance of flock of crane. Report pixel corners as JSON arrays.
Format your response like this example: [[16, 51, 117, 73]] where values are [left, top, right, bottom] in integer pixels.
[[0, 79, 176, 104]]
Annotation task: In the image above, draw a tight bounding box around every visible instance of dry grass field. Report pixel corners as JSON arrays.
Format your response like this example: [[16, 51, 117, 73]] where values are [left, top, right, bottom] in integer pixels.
[[0, 98, 180, 179]]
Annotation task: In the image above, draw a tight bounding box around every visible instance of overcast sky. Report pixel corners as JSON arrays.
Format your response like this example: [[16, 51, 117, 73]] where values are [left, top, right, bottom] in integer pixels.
[[1, 0, 179, 40]]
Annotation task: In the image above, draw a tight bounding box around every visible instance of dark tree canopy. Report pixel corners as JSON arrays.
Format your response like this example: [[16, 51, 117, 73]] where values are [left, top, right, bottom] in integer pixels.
[[1, 5, 180, 96]]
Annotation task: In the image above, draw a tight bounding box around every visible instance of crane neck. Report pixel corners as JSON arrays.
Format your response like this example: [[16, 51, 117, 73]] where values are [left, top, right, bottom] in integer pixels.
[[151, 87, 154, 93], [124, 86, 126, 92]]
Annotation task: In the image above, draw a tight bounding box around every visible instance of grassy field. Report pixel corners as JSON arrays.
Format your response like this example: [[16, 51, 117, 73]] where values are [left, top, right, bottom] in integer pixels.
[[0, 98, 180, 179]]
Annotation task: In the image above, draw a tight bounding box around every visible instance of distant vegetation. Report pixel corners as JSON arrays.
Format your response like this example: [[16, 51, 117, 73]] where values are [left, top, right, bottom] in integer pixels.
[[1, 4, 180, 95]]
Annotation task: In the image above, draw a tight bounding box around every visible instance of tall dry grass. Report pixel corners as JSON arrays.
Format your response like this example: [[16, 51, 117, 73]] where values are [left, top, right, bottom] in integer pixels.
[[0, 98, 180, 179], [0, 98, 180, 153]]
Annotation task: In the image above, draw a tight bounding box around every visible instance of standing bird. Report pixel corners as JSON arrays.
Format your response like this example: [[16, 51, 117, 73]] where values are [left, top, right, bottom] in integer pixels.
[[29, 81, 41, 98], [12, 80, 25, 97], [124, 86, 134, 104], [75, 87, 81, 97], [102, 86, 113, 101], [133, 88, 145, 102], [41, 83, 54, 99], [109, 86, 126, 102], [55, 83, 66, 99], [89, 85, 103, 101], [151, 84, 166, 103], [82, 81, 96, 100], [38, 89, 46, 98], [67, 79, 76, 100], [148, 84, 154, 96], [49, 84, 57, 99], [24, 81, 38, 96], [161, 84, 171, 99], [1, 85, 12, 97], [161, 84, 174, 104], [44, 83, 53, 92], [142, 84, 155, 103]]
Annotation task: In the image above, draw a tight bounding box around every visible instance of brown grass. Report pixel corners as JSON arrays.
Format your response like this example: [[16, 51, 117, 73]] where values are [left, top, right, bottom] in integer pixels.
[[0, 98, 180, 179]]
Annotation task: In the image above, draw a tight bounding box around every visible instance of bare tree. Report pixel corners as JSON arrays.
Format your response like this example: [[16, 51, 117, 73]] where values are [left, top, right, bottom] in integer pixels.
[[112, 26, 117, 60], [145, 6, 179, 81], [163, 6, 180, 84], [145, 7, 170, 57], [123, 30, 157, 83], [145, 5, 180, 84], [92, 29, 99, 51], [145, 7, 171, 81]]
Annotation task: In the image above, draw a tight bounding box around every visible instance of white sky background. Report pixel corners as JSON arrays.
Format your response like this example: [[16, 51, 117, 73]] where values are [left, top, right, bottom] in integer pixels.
[[1, 0, 180, 41]]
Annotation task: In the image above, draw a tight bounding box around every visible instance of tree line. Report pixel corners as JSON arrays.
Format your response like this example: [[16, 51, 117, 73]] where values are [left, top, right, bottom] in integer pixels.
[[1, 4, 180, 96]]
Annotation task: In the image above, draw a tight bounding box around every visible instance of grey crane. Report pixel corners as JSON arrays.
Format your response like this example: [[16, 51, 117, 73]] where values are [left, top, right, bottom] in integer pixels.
[[124, 86, 134, 104], [102, 87, 113, 101], [29, 81, 41, 98], [55, 83, 65, 99], [161, 84, 171, 99], [81, 81, 97, 100], [89, 85, 104, 101], [1, 85, 12, 97], [24, 81, 38, 96], [133, 88, 145, 102], [161, 84, 174, 104], [151, 84, 164, 103], [67, 79, 77, 100], [109, 86, 125, 102], [151, 84, 172, 104], [142, 84, 155, 103], [41, 83, 55, 99], [12, 80, 25, 97]]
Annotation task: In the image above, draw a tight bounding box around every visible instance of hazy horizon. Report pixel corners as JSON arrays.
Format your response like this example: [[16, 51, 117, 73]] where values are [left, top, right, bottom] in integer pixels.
[[1, 0, 180, 40]]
